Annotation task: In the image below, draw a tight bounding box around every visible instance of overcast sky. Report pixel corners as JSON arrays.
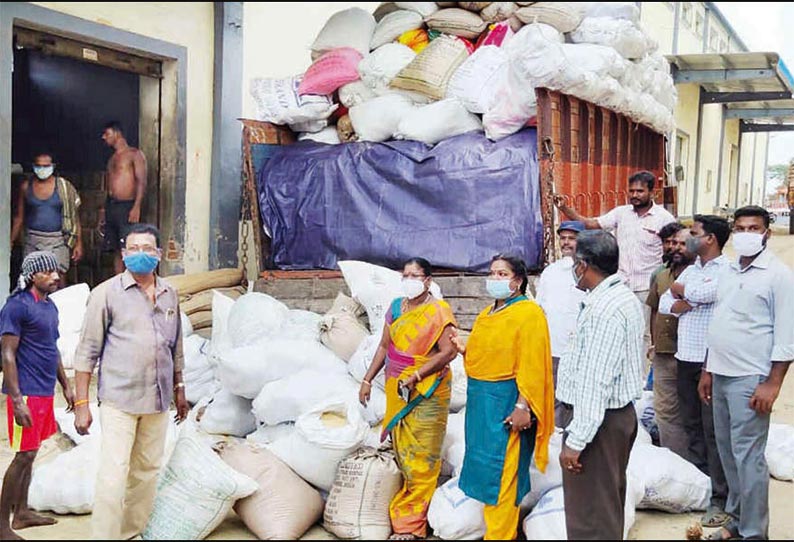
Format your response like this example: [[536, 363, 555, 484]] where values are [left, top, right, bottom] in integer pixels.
[[715, 2, 794, 173]]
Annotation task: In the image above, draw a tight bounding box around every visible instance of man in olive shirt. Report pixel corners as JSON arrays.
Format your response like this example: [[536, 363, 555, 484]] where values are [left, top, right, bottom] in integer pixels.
[[646, 225, 692, 460], [73, 223, 189, 540]]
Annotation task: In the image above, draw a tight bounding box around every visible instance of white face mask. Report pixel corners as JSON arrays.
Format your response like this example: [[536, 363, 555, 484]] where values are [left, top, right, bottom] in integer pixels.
[[33, 166, 54, 180], [401, 278, 426, 299], [732, 231, 766, 257]]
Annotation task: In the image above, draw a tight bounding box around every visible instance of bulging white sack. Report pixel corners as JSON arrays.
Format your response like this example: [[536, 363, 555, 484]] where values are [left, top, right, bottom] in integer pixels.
[[427, 476, 486, 540], [570, 17, 657, 60], [629, 442, 710, 513], [766, 423, 794, 481], [395, 98, 483, 145], [447, 45, 509, 115], [449, 354, 468, 412], [216, 339, 348, 399], [349, 94, 416, 142], [247, 423, 297, 447], [441, 409, 466, 477], [199, 388, 257, 437], [142, 422, 258, 540], [371, 10, 424, 49], [298, 126, 341, 145], [348, 334, 386, 390], [253, 370, 359, 426], [311, 7, 376, 59], [227, 293, 289, 348], [268, 401, 370, 491], [280, 309, 322, 342], [180, 311, 193, 338], [359, 43, 417, 95], [50, 283, 90, 369], [250, 76, 337, 126]]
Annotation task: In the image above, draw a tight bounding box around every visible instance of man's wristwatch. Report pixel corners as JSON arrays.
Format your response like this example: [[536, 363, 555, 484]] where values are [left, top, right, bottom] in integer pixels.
[[174, 382, 185, 391]]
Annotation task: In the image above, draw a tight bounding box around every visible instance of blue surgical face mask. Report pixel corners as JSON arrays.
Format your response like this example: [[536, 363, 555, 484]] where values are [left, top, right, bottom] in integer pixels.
[[486, 279, 514, 300], [123, 252, 160, 275], [33, 166, 54, 180]]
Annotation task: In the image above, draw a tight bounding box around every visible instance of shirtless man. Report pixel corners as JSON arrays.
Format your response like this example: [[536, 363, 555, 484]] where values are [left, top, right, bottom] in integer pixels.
[[100, 121, 147, 274]]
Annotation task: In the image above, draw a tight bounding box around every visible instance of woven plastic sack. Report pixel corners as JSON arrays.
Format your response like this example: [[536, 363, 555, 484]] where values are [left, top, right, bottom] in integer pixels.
[[371, 9, 424, 49], [298, 48, 363, 96], [390, 34, 470, 100], [311, 7, 375, 59]]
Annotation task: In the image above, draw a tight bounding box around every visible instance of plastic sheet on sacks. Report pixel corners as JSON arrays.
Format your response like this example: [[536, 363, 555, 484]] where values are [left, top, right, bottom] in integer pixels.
[[257, 129, 543, 273]]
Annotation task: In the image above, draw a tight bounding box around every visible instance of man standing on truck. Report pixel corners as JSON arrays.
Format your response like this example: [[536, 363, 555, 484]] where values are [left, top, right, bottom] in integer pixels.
[[553, 170, 676, 362], [100, 121, 147, 276]]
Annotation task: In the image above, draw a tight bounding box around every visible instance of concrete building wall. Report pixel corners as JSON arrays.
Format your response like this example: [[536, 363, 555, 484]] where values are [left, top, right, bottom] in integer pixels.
[[242, 2, 377, 118], [31, 2, 215, 273]]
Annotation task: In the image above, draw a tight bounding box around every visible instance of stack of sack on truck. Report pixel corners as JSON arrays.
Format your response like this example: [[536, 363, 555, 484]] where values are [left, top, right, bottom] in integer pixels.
[[250, 2, 676, 147]]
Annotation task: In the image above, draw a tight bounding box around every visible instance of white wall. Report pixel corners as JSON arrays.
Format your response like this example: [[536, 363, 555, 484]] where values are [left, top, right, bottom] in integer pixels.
[[242, 2, 378, 118]]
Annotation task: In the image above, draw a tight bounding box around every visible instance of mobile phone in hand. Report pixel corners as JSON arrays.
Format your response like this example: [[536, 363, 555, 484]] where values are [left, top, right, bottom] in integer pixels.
[[397, 380, 410, 403]]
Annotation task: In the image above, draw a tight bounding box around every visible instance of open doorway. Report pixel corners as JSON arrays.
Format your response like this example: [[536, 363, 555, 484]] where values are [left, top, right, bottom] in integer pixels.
[[11, 27, 161, 287]]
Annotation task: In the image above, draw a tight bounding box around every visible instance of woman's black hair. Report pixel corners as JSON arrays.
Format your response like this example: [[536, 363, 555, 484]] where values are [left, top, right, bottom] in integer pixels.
[[402, 257, 433, 277], [491, 254, 528, 295]]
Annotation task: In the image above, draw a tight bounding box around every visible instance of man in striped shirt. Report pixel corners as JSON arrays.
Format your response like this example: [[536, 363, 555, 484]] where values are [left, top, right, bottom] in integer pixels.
[[554, 170, 676, 362], [557, 230, 645, 540], [659, 215, 731, 528]]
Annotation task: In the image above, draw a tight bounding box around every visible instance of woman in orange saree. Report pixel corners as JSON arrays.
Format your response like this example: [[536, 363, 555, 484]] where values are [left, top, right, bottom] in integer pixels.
[[359, 258, 458, 541]]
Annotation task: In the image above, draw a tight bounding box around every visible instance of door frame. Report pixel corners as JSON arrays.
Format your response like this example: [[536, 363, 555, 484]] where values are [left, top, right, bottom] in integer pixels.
[[0, 2, 188, 299]]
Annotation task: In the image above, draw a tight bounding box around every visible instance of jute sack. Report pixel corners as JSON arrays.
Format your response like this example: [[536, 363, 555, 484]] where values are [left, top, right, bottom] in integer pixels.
[[324, 447, 404, 539], [425, 8, 488, 40], [179, 286, 246, 316], [320, 312, 369, 362], [514, 2, 583, 33], [163, 268, 243, 297], [390, 35, 470, 100], [220, 442, 325, 540]]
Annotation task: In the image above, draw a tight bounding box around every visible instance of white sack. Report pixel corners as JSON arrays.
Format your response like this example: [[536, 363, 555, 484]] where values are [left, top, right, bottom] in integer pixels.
[[522, 430, 563, 509], [766, 423, 794, 481], [49, 283, 90, 369], [180, 311, 193, 338], [427, 476, 486, 540], [250, 76, 337, 125], [339, 81, 377, 108], [142, 422, 258, 540], [311, 7, 376, 58], [253, 370, 359, 426], [395, 98, 483, 145], [199, 388, 257, 437], [441, 409, 466, 477], [280, 309, 322, 342], [395, 2, 439, 17], [570, 17, 657, 60], [216, 340, 348, 399], [447, 45, 509, 114], [359, 43, 417, 95], [348, 334, 386, 390], [298, 126, 342, 145], [628, 442, 710, 513], [371, 10, 424, 49], [227, 293, 289, 348], [449, 354, 468, 412], [247, 423, 297, 447], [349, 94, 416, 142], [268, 401, 369, 491], [209, 290, 236, 361]]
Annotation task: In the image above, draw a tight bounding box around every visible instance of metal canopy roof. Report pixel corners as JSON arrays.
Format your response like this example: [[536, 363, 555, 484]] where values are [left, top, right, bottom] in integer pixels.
[[666, 52, 794, 131]]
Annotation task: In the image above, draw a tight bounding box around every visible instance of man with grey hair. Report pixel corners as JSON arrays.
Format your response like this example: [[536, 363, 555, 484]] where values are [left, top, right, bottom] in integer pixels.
[[556, 230, 645, 540]]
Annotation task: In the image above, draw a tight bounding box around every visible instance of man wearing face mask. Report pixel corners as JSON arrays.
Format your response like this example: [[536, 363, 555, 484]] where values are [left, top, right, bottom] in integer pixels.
[[645, 224, 691, 461], [535, 221, 586, 424], [556, 231, 644, 540], [658, 215, 731, 529], [10, 152, 83, 286], [72, 223, 189, 540], [701, 206, 794, 541]]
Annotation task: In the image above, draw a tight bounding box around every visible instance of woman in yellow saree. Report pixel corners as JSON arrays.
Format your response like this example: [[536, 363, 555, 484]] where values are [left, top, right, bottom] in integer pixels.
[[359, 258, 458, 541], [454, 255, 555, 540]]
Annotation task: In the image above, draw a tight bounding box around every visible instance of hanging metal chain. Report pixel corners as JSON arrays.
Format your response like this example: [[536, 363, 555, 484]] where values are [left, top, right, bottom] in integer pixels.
[[542, 136, 557, 265], [239, 143, 253, 283]]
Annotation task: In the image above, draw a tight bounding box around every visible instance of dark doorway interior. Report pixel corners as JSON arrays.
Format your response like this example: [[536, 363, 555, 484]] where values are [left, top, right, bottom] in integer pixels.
[[11, 44, 154, 288]]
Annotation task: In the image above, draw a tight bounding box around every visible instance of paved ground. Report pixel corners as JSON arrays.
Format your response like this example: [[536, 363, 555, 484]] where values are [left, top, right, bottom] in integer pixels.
[[5, 232, 794, 540]]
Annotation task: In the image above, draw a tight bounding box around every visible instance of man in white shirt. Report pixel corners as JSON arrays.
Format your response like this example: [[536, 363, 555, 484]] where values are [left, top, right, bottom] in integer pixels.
[[536, 220, 586, 425], [702, 206, 794, 541], [554, 171, 676, 361], [659, 214, 731, 529]]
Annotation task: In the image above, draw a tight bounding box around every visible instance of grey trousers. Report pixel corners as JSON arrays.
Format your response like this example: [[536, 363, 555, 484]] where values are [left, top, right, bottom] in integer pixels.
[[652, 353, 690, 461], [713, 374, 771, 540]]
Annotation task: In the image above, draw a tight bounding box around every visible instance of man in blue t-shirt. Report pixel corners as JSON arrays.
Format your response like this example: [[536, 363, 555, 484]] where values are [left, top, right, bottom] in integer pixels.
[[0, 251, 74, 539]]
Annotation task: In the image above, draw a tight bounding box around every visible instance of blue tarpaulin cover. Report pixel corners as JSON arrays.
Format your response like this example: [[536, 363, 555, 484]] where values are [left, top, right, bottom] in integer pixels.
[[256, 129, 542, 273]]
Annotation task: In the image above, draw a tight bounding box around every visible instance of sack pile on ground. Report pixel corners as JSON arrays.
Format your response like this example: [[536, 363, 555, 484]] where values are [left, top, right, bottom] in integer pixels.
[[250, 2, 675, 147]]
